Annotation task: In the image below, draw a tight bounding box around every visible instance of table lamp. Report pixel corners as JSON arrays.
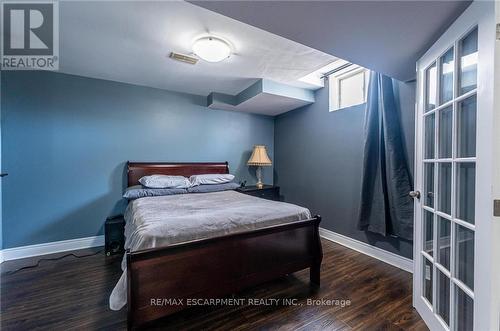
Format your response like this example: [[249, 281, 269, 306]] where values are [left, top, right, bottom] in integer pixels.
[[247, 145, 272, 189]]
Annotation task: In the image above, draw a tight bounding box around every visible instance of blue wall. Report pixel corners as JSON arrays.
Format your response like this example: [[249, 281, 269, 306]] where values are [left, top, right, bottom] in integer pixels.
[[274, 79, 415, 258], [1, 71, 274, 248], [0, 71, 2, 250]]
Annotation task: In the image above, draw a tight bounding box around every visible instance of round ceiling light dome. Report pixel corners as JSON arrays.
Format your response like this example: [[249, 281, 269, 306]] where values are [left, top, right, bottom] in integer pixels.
[[192, 36, 231, 63]]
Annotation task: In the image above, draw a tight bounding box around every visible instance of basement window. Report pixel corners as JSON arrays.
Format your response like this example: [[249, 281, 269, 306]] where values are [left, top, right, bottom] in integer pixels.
[[329, 66, 369, 112]]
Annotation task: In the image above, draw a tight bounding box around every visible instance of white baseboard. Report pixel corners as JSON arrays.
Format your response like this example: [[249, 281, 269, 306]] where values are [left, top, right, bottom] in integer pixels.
[[319, 227, 413, 273], [0, 229, 412, 270], [0, 235, 104, 263]]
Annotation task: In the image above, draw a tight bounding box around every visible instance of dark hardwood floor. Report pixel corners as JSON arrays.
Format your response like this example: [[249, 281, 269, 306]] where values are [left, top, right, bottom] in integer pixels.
[[0, 239, 427, 330]]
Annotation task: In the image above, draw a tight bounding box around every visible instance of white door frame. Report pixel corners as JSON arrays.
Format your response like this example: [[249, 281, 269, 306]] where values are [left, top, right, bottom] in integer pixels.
[[414, 2, 499, 330], [492, 5, 500, 330]]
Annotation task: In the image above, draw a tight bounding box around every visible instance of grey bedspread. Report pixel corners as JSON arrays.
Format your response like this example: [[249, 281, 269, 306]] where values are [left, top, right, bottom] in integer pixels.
[[109, 190, 311, 310]]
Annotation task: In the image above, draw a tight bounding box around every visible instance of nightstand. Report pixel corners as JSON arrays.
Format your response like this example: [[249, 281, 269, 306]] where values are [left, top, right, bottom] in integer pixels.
[[105, 215, 125, 257], [236, 185, 280, 201]]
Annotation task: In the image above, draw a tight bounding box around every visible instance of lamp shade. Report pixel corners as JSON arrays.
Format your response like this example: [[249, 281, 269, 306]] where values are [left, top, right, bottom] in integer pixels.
[[247, 145, 272, 166]]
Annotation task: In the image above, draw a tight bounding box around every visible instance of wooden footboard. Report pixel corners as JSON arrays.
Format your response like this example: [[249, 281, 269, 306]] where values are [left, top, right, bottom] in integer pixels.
[[126, 215, 322, 329]]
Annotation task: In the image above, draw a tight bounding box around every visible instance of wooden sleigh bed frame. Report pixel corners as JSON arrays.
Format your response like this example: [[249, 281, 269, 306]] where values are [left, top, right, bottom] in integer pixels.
[[125, 162, 323, 329]]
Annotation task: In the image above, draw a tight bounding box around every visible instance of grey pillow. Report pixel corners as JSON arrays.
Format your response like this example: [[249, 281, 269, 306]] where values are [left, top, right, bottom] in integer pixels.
[[189, 174, 235, 186], [123, 185, 187, 200], [139, 175, 191, 189], [187, 182, 240, 193]]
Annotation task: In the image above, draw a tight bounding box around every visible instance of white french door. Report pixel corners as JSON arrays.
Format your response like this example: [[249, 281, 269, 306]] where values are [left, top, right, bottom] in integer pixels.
[[414, 2, 499, 331]]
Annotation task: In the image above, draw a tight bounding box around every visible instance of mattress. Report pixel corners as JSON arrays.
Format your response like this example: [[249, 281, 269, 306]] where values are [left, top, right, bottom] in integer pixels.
[[109, 190, 311, 310]]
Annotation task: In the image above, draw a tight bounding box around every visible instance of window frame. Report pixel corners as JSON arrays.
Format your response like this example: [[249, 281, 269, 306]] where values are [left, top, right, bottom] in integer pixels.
[[329, 66, 369, 112]]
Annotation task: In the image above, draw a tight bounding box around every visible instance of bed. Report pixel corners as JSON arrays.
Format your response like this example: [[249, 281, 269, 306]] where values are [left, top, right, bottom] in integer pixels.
[[111, 162, 322, 329]]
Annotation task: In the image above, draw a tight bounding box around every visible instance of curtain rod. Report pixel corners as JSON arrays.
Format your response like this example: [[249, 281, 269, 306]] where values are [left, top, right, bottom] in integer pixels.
[[320, 63, 354, 79]]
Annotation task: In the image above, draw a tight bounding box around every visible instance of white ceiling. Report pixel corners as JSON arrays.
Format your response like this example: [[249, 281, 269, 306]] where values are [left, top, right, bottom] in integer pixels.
[[59, 1, 337, 96], [192, 0, 471, 81], [209, 92, 313, 116]]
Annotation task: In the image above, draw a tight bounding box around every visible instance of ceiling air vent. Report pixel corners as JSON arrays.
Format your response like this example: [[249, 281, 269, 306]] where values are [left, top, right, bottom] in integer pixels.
[[169, 52, 198, 65]]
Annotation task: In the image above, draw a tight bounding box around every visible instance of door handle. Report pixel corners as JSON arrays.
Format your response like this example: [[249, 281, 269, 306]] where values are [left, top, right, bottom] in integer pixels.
[[409, 191, 421, 199], [0, 173, 8, 177]]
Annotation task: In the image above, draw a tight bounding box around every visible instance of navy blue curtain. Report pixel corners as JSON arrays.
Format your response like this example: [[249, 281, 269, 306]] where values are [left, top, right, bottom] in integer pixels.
[[358, 72, 414, 240]]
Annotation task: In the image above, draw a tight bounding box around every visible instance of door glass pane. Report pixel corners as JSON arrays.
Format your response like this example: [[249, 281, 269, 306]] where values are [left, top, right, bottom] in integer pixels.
[[438, 163, 452, 215], [457, 95, 477, 158], [456, 163, 475, 224], [437, 216, 451, 270], [438, 106, 453, 158], [423, 211, 434, 256], [437, 270, 450, 326], [455, 286, 474, 331], [425, 62, 437, 111], [424, 163, 435, 207], [439, 47, 454, 104], [425, 114, 435, 159], [456, 225, 474, 290], [459, 27, 478, 95], [423, 257, 433, 304]]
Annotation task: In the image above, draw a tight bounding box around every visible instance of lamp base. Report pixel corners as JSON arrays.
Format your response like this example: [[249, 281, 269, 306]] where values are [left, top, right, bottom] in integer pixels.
[[256, 166, 263, 189]]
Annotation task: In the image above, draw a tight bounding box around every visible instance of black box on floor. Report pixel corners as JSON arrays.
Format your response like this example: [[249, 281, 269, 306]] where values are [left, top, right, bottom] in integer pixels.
[[105, 215, 125, 256]]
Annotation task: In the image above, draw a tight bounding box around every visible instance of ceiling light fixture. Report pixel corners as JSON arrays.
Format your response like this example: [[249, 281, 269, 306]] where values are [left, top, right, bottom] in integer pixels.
[[192, 36, 231, 63]]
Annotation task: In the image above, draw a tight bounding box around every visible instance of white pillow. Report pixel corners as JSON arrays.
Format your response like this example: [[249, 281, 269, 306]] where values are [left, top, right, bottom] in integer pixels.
[[139, 175, 191, 189], [189, 174, 235, 187]]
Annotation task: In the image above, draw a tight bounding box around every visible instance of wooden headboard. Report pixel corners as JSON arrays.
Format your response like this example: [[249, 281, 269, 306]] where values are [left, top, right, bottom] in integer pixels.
[[127, 161, 229, 187]]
